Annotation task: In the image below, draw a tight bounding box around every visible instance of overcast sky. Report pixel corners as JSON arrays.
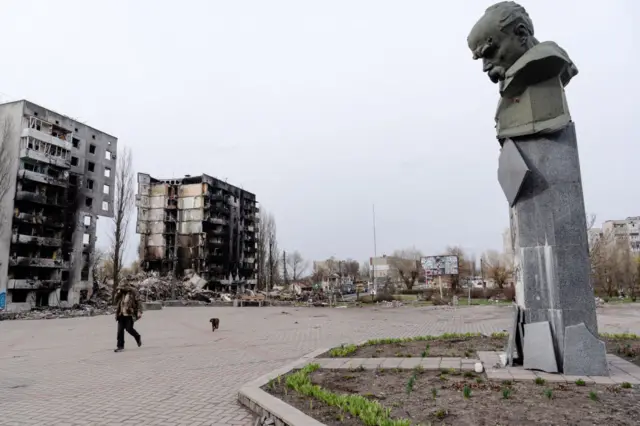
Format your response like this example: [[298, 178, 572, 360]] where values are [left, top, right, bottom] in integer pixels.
[[1, 1, 638, 266]]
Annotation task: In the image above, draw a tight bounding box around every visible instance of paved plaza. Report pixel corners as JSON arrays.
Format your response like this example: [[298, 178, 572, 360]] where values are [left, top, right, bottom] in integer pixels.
[[0, 304, 638, 426]]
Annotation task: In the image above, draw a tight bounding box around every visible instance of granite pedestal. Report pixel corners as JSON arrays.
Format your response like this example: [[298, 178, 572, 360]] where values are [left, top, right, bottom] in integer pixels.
[[503, 123, 608, 376]]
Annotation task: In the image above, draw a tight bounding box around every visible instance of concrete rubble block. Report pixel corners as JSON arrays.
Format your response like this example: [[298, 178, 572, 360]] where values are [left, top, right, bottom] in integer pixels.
[[563, 322, 608, 377], [523, 321, 559, 373]]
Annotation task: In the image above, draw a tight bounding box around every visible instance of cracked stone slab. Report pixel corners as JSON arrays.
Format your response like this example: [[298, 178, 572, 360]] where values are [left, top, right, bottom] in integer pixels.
[[563, 323, 608, 376], [523, 321, 558, 373]]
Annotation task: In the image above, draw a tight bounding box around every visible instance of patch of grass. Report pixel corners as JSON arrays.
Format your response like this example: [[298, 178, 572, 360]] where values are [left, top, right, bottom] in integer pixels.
[[431, 387, 437, 399], [502, 380, 512, 386], [363, 332, 482, 346], [463, 371, 475, 378], [589, 391, 599, 401], [329, 344, 358, 357], [414, 365, 424, 374], [406, 374, 417, 395], [491, 332, 509, 338], [476, 377, 484, 384], [502, 388, 511, 399], [440, 368, 450, 375], [535, 377, 546, 386], [285, 363, 410, 426], [621, 382, 632, 389], [463, 385, 472, 399], [544, 389, 553, 400], [433, 409, 448, 420], [439, 374, 448, 381], [600, 332, 640, 340], [575, 379, 586, 386], [421, 343, 430, 358], [449, 368, 461, 376]]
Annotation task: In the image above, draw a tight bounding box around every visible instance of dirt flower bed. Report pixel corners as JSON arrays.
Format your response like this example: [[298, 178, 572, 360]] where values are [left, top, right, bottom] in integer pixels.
[[322, 333, 507, 358], [264, 365, 640, 426], [601, 333, 640, 367]]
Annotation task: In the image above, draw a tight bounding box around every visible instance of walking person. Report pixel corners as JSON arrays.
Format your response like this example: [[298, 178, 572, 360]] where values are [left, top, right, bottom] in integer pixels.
[[114, 283, 143, 352]]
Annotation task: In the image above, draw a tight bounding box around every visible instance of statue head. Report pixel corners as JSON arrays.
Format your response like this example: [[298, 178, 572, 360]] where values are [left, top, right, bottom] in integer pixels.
[[467, 2, 538, 83]]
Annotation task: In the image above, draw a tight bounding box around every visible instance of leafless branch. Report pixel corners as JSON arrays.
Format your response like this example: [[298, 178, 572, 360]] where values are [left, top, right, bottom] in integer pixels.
[[388, 248, 423, 290], [110, 147, 134, 300]]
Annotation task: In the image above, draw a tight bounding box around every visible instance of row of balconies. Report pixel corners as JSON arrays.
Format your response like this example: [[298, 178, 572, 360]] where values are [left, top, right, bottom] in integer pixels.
[[8, 256, 69, 268], [7, 279, 62, 290], [18, 169, 68, 188], [11, 233, 63, 247], [13, 212, 66, 228], [15, 191, 66, 207]]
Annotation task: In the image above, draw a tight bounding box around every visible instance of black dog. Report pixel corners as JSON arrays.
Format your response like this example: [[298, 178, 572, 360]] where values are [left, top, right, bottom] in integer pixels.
[[210, 318, 220, 332]]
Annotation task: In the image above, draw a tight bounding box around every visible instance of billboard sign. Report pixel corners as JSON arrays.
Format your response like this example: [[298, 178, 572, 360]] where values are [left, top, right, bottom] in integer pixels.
[[421, 255, 459, 276]]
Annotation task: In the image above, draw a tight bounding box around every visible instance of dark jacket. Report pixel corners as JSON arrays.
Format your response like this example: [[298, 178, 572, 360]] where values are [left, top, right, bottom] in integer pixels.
[[115, 284, 142, 319]]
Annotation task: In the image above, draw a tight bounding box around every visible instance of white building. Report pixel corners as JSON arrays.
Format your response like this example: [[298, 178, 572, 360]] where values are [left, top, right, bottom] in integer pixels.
[[599, 217, 640, 254]]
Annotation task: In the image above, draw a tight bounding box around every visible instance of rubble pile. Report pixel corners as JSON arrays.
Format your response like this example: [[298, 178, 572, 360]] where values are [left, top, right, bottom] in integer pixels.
[[132, 271, 218, 303], [0, 304, 115, 321]]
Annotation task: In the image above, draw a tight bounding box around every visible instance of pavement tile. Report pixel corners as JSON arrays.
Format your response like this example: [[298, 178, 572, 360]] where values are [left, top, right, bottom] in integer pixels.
[[0, 304, 636, 425]]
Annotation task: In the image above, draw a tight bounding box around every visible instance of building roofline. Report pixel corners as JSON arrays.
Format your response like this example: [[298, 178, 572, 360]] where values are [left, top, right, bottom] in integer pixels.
[[0, 99, 118, 139]]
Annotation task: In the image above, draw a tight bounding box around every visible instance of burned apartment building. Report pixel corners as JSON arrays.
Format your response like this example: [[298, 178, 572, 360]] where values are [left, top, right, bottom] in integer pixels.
[[136, 173, 259, 289], [136, 173, 259, 291], [0, 100, 116, 312]]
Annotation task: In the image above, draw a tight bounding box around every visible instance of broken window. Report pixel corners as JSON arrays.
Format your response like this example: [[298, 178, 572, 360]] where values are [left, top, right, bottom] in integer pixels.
[[60, 290, 68, 302], [85, 197, 93, 207], [24, 163, 34, 171], [72, 138, 80, 149], [92, 134, 96, 140], [89, 144, 96, 154], [88, 162, 95, 172], [104, 167, 111, 178], [103, 184, 110, 195], [11, 290, 28, 303], [83, 215, 91, 226], [69, 175, 77, 185], [71, 156, 79, 166], [82, 233, 90, 245], [86, 179, 94, 190], [102, 201, 109, 211], [105, 151, 112, 161]]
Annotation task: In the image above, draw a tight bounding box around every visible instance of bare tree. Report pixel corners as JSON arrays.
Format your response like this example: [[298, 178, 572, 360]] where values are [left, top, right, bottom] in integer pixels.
[[360, 261, 371, 280], [259, 211, 280, 290], [110, 147, 134, 301], [311, 262, 328, 282], [388, 248, 423, 290], [286, 250, 308, 281], [445, 245, 471, 292], [343, 259, 359, 278], [481, 250, 512, 289]]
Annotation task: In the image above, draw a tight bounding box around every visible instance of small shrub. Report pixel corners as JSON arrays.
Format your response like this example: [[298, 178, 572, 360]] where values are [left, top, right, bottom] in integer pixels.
[[544, 389, 553, 400], [463, 385, 472, 399], [502, 388, 511, 399], [406, 374, 416, 395], [621, 382, 632, 389], [439, 374, 448, 381], [329, 344, 358, 357], [575, 379, 586, 386], [535, 377, 546, 386], [434, 409, 448, 420], [476, 377, 484, 384], [589, 391, 599, 401], [502, 380, 512, 386]]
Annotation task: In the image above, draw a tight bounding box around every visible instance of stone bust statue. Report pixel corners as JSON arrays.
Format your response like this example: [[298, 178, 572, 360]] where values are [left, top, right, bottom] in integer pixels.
[[467, 2, 579, 142]]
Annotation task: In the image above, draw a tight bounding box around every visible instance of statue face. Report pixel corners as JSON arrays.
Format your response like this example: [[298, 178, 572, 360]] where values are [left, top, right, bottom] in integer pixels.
[[468, 14, 529, 83]]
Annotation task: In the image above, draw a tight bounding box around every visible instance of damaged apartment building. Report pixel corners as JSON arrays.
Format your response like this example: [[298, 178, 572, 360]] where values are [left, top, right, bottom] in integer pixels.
[[0, 100, 116, 312], [136, 173, 258, 291]]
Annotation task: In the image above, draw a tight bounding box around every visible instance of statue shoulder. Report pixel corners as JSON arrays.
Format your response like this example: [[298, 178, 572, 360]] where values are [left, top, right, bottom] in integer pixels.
[[501, 42, 578, 98]]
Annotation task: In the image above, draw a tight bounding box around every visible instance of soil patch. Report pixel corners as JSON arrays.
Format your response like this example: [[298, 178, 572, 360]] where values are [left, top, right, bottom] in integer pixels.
[[322, 335, 506, 358], [602, 337, 640, 367], [265, 368, 640, 426]]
